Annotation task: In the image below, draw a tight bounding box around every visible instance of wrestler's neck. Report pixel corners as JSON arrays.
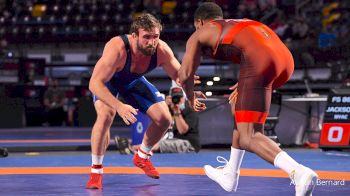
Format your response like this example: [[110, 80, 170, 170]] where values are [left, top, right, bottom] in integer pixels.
[[129, 36, 153, 60]]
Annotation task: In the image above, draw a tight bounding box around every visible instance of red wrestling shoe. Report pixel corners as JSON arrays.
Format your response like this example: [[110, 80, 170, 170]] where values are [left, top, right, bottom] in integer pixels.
[[86, 173, 103, 189], [86, 165, 103, 189], [133, 150, 160, 179]]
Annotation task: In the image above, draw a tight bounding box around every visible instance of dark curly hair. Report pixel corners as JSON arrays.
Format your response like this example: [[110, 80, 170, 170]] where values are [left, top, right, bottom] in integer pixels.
[[194, 2, 223, 20]]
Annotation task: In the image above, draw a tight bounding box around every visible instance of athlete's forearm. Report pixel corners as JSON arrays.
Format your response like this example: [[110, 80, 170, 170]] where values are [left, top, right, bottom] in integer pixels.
[[178, 63, 195, 100], [181, 75, 195, 101], [89, 80, 123, 110]]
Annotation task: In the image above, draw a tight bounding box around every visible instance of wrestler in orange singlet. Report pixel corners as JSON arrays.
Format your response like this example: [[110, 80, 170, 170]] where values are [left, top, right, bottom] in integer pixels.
[[178, 2, 317, 196]]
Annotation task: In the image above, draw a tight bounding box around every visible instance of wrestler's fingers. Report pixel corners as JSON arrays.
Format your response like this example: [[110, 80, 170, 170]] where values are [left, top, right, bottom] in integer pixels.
[[127, 114, 137, 124], [197, 101, 205, 107], [229, 92, 235, 101], [122, 116, 130, 125], [195, 104, 206, 112], [194, 75, 201, 84], [229, 93, 238, 104], [229, 83, 238, 90], [229, 90, 237, 100], [195, 101, 206, 110], [194, 91, 207, 99], [229, 86, 238, 97], [130, 108, 139, 116]]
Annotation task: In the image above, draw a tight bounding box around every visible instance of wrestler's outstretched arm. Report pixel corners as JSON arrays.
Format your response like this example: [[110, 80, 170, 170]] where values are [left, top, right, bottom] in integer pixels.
[[158, 40, 202, 90], [178, 33, 206, 112], [157, 40, 181, 81]]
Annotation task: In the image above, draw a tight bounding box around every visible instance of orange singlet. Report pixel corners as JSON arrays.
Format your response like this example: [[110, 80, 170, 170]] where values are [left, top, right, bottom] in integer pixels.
[[210, 19, 294, 125]]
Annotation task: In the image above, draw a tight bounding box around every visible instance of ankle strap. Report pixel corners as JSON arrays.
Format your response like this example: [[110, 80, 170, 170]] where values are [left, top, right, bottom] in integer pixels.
[[138, 148, 153, 157], [92, 164, 103, 169]]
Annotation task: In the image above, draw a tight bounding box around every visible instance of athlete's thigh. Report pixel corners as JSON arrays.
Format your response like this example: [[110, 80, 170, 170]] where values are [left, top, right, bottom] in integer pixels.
[[126, 76, 165, 114], [235, 75, 272, 124]]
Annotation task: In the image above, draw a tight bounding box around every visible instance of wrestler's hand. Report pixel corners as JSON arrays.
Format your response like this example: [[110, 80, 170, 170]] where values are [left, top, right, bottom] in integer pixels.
[[116, 104, 138, 125], [188, 91, 207, 112], [194, 75, 201, 85], [229, 83, 238, 105], [194, 91, 207, 99], [175, 75, 201, 86]]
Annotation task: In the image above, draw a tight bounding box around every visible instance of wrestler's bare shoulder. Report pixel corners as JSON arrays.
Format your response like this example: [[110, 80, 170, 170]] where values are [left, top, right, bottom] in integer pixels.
[[157, 39, 170, 49], [108, 36, 126, 50], [157, 39, 173, 55], [103, 36, 127, 58]]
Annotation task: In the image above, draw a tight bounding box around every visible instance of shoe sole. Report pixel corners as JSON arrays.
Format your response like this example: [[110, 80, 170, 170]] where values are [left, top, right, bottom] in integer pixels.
[[134, 162, 160, 179], [147, 174, 160, 179], [204, 167, 233, 192], [86, 186, 101, 189], [135, 168, 160, 179], [305, 174, 318, 196]]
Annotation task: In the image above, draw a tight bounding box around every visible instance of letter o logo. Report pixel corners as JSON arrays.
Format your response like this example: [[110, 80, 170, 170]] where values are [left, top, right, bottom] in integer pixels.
[[328, 126, 343, 142], [136, 122, 143, 134]]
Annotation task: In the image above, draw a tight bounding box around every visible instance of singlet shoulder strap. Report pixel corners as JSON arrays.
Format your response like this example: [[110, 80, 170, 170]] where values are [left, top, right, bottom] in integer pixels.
[[146, 48, 158, 72], [120, 34, 130, 51], [118, 34, 132, 72]]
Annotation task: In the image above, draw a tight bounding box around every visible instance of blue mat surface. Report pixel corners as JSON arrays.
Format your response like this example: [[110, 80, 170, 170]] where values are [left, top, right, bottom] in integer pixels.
[[1, 150, 349, 171], [0, 174, 348, 196]]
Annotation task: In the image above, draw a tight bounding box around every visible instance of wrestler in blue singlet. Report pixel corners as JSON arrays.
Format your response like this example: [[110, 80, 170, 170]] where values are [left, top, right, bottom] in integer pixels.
[[93, 34, 164, 113]]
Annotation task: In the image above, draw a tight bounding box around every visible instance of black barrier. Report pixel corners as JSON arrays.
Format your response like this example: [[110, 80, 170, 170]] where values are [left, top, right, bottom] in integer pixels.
[[0, 148, 8, 157], [0, 97, 24, 128], [320, 88, 350, 149]]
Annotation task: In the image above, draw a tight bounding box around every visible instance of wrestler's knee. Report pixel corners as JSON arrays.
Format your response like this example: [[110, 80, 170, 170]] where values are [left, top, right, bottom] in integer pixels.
[[154, 112, 172, 130], [97, 109, 116, 128]]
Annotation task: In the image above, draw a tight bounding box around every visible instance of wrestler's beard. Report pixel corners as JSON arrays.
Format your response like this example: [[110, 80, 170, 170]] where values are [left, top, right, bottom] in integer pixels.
[[137, 42, 156, 56]]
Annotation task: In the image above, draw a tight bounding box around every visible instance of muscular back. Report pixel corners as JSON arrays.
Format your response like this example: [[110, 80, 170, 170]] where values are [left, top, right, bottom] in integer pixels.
[[198, 19, 284, 64]]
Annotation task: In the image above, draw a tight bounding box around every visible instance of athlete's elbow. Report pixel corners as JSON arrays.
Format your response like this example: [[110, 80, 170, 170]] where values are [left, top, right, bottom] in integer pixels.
[[88, 78, 98, 94], [88, 82, 94, 94]]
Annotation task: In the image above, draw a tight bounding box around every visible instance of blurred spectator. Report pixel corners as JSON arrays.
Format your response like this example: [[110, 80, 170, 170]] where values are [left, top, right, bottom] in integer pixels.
[[269, 12, 288, 38], [336, 22, 350, 46], [343, 74, 350, 87], [258, 0, 276, 11], [321, 2, 340, 29], [43, 78, 66, 126], [152, 82, 200, 153], [161, 0, 177, 15], [215, 0, 231, 7], [135, 0, 161, 14], [236, 3, 248, 18], [144, 0, 161, 10], [292, 17, 309, 40], [0, 39, 8, 58], [247, 1, 260, 20]]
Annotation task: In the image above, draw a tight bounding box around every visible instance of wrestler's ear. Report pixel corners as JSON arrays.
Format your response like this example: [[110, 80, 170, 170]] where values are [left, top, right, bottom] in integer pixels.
[[131, 32, 137, 39], [194, 19, 202, 30]]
